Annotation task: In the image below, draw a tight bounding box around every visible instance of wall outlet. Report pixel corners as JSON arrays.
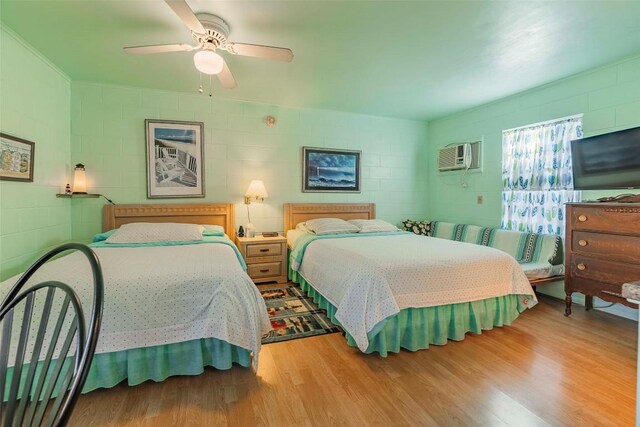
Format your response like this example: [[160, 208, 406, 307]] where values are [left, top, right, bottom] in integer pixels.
[[477, 195, 483, 204]]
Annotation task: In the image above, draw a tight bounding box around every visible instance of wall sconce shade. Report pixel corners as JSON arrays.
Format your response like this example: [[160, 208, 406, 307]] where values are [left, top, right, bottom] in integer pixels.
[[72, 163, 87, 194], [244, 180, 268, 204]]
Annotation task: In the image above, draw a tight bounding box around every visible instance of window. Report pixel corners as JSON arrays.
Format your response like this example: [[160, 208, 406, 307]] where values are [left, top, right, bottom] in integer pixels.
[[501, 115, 583, 236]]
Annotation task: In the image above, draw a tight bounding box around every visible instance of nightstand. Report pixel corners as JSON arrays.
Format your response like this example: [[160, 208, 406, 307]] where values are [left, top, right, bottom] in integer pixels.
[[235, 234, 287, 284]]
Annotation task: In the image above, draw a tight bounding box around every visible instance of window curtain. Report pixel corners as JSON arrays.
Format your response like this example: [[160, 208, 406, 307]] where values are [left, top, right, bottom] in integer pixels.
[[501, 116, 583, 236]]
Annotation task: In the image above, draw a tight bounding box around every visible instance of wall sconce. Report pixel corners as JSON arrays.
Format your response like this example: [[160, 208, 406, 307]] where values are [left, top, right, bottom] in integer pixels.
[[243, 180, 268, 238], [244, 180, 268, 204], [72, 163, 87, 194]]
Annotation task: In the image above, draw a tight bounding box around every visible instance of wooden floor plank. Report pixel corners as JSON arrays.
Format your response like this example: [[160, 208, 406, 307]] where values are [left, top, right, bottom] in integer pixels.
[[68, 295, 637, 426]]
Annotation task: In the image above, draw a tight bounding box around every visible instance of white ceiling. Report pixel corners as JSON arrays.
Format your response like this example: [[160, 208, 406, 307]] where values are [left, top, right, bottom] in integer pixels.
[[2, 1, 640, 120]]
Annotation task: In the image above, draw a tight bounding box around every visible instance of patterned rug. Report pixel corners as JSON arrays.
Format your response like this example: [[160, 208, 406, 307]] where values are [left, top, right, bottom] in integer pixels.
[[260, 286, 342, 344]]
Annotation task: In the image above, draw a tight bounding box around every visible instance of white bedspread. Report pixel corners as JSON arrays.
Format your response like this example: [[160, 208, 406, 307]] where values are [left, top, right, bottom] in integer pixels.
[[295, 233, 536, 351], [1, 243, 271, 365]]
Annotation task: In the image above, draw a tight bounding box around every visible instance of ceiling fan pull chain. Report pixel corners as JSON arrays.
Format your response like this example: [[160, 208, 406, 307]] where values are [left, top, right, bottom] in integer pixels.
[[198, 72, 203, 94], [209, 74, 213, 97]]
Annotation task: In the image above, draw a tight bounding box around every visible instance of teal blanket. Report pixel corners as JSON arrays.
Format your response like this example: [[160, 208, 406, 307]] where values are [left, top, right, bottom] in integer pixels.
[[89, 233, 246, 269], [289, 231, 408, 271]]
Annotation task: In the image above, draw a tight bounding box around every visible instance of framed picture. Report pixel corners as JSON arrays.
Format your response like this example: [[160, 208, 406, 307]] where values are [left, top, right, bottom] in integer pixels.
[[302, 147, 361, 193], [145, 119, 205, 198], [0, 132, 35, 182]]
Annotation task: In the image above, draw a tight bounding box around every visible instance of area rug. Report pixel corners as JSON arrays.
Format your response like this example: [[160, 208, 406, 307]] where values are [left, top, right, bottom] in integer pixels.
[[260, 286, 342, 344]]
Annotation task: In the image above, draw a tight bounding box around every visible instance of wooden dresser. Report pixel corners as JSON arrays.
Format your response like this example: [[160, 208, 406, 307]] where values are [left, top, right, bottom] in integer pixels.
[[564, 202, 640, 315]]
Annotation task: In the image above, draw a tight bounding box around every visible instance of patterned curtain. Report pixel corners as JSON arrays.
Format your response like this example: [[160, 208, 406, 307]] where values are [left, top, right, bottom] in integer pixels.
[[501, 117, 583, 236]]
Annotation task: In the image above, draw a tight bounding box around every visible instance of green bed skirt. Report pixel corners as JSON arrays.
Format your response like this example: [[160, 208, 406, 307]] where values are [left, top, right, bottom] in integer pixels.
[[289, 268, 530, 356], [4, 337, 252, 400]]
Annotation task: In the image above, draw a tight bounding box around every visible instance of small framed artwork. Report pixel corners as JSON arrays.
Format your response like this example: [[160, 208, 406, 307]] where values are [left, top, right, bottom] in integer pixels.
[[0, 132, 35, 182], [145, 119, 205, 198], [302, 146, 361, 193]]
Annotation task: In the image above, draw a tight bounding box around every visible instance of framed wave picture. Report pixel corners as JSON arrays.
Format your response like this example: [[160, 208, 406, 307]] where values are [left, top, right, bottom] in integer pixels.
[[145, 119, 204, 198], [302, 147, 361, 193], [0, 133, 35, 182]]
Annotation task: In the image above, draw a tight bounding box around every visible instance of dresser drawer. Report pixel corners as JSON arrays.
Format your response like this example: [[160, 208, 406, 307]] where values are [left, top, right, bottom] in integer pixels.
[[247, 262, 282, 279], [246, 244, 282, 258], [570, 255, 640, 285], [572, 231, 640, 263], [570, 205, 640, 235]]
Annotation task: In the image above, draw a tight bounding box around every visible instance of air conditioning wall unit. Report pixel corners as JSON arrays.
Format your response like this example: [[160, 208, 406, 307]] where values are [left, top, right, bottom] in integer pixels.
[[438, 141, 481, 171]]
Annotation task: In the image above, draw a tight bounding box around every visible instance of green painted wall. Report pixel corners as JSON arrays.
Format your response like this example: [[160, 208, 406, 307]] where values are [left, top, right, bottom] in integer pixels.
[[427, 52, 640, 319], [69, 82, 429, 242], [427, 53, 640, 226], [0, 27, 71, 281]]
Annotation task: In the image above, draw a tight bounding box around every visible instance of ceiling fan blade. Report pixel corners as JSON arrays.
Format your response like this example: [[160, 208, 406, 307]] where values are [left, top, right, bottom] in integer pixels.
[[225, 42, 293, 62], [123, 43, 199, 54], [218, 59, 237, 89], [164, 0, 205, 34]]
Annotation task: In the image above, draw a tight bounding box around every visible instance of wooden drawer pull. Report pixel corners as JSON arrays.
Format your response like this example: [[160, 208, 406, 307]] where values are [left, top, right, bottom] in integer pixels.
[[259, 248, 270, 252], [578, 239, 588, 247], [260, 269, 269, 273], [577, 263, 586, 271], [578, 214, 588, 222]]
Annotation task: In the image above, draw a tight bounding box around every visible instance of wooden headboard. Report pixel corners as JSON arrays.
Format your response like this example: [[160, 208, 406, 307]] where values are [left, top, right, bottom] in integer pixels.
[[103, 204, 235, 234], [283, 203, 375, 231]]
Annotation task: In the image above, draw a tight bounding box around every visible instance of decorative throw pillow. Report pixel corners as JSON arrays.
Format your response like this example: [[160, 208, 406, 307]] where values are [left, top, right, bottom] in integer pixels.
[[347, 219, 400, 233], [303, 218, 360, 235], [402, 219, 431, 236], [105, 222, 205, 243]]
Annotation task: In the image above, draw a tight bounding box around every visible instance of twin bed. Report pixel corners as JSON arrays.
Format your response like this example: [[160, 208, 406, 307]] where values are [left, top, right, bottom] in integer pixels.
[[2, 201, 537, 397], [1, 203, 270, 395]]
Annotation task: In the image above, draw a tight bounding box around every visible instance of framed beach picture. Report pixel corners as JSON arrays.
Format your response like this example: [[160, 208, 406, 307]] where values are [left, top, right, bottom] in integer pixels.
[[0, 133, 35, 182], [302, 147, 361, 193], [145, 119, 205, 198]]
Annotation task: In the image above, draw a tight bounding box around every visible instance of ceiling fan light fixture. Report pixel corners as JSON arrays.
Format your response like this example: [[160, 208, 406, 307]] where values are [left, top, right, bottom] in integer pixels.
[[193, 50, 224, 75]]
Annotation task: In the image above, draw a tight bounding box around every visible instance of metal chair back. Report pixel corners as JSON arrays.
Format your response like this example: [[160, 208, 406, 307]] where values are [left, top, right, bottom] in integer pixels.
[[0, 243, 104, 427]]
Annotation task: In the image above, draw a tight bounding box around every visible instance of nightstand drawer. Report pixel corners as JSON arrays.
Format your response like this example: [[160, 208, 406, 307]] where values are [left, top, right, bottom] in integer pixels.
[[246, 244, 282, 258], [247, 262, 282, 279]]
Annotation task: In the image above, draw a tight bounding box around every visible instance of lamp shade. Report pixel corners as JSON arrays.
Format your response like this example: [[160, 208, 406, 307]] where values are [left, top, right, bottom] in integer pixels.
[[245, 180, 268, 203], [72, 163, 87, 194], [193, 50, 224, 75]]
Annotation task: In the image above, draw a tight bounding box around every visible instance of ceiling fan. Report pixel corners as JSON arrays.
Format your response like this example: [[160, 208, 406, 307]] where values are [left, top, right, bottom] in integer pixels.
[[123, 0, 293, 89]]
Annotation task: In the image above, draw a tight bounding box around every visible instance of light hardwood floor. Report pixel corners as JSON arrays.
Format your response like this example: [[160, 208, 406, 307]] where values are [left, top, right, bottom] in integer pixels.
[[69, 295, 637, 426]]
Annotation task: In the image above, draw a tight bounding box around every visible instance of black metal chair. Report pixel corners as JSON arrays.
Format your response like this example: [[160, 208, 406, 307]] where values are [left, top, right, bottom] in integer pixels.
[[0, 243, 104, 427]]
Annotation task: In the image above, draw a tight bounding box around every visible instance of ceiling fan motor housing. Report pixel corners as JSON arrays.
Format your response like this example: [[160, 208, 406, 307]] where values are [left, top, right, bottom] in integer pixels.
[[193, 13, 230, 48]]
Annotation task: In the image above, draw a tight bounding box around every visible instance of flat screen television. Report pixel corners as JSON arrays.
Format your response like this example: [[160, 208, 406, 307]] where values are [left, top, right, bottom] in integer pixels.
[[571, 125, 640, 190]]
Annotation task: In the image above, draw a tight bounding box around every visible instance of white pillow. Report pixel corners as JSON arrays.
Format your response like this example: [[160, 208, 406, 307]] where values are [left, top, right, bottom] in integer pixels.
[[348, 219, 400, 233], [304, 218, 359, 235], [106, 222, 205, 244]]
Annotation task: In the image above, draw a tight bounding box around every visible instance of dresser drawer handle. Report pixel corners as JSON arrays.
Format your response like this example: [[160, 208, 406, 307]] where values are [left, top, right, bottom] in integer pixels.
[[577, 263, 586, 271], [259, 248, 270, 253], [259, 269, 270, 273], [578, 214, 588, 222], [578, 239, 588, 247]]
